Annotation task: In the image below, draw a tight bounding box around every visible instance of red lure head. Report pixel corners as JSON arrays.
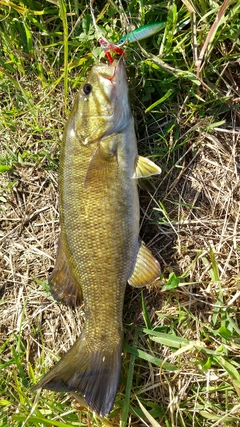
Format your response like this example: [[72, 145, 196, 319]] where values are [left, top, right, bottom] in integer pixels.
[[98, 37, 125, 64]]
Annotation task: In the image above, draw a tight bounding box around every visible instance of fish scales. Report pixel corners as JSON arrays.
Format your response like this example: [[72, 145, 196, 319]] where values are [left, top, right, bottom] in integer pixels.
[[33, 60, 161, 417], [60, 126, 139, 327]]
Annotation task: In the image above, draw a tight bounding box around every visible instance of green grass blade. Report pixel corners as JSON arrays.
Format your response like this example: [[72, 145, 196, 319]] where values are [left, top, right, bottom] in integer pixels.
[[136, 397, 161, 427], [145, 89, 173, 113], [58, 0, 69, 112], [124, 344, 177, 371], [12, 416, 78, 427], [143, 329, 189, 348], [214, 356, 240, 388], [141, 291, 152, 329], [120, 351, 136, 427]]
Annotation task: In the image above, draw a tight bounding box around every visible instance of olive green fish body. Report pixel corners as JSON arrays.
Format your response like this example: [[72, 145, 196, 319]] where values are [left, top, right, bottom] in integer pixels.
[[59, 62, 140, 334], [60, 120, 140, 335], [33, 60, 161, 417]]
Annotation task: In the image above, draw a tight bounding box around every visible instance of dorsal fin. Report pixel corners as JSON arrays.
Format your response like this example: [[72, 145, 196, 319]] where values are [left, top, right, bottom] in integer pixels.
[[49, 234, 82, 307]]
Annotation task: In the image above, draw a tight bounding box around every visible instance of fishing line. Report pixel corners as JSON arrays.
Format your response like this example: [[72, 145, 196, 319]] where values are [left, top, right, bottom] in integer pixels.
[[89, 0, 108, 42], [89, 0, 138, 59], [89, 1, 165, 70], [117, 0, 133, 34], [90, 0, 126, 63]]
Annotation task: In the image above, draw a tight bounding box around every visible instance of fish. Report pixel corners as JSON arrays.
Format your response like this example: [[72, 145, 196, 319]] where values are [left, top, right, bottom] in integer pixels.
[[32, 59, 161, 417], [116, 21, 166, 46]]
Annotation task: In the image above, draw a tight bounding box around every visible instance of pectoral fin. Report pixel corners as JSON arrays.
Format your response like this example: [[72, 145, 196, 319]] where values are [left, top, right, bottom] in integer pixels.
[[128, 242, 160, 287], [132, 155, 161, 178], [138, 178, 156, 192], [49, 234, 82, 307]]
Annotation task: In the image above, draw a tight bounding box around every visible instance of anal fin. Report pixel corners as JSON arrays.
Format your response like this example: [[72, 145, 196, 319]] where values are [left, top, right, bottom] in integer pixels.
[[128, 242, 160, 287], [49, 234, 82, 307]]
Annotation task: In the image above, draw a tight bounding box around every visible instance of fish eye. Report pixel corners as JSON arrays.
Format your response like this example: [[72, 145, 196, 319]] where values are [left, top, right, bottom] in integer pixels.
[[83, 83, 92, 95]]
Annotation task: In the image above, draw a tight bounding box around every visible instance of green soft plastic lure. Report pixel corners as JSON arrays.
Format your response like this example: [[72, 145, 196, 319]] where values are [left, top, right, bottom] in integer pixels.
[[116, 21, 166, 46]]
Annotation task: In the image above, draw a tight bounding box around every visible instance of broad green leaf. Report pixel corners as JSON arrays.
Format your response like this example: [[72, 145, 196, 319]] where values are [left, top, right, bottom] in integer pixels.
[[162, 272, 180, 291]]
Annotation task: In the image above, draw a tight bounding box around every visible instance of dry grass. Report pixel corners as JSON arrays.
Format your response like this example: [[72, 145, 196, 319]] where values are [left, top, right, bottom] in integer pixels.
[[1, 91, 240, 425], [157, 127, 240, 281]]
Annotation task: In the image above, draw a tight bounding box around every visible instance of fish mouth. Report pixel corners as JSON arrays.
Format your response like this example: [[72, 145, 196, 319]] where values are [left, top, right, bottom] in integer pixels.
[[96, 59, 125, 94], [88, 59, 131, 133], [98, 59, 123, 83], [101, 60, 131, 135], [95, 59, 129, 113]]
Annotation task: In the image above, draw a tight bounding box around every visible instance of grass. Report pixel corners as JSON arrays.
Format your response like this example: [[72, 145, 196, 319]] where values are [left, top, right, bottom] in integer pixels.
[[1, 0, 240, 426]]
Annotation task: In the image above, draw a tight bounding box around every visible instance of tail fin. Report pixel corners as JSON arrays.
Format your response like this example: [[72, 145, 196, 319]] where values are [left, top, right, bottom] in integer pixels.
[[32, 331, 122, 417]]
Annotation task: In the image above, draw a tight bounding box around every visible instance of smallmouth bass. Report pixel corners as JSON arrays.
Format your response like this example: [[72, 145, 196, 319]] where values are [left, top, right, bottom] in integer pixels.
[[33, 59, 161, 417]]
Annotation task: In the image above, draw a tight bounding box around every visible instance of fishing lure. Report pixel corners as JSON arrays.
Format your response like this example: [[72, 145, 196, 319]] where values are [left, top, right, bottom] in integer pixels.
[[116, 21, 166, 46], [98, 22, 166, 64], [98, 37, 124, 64]]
